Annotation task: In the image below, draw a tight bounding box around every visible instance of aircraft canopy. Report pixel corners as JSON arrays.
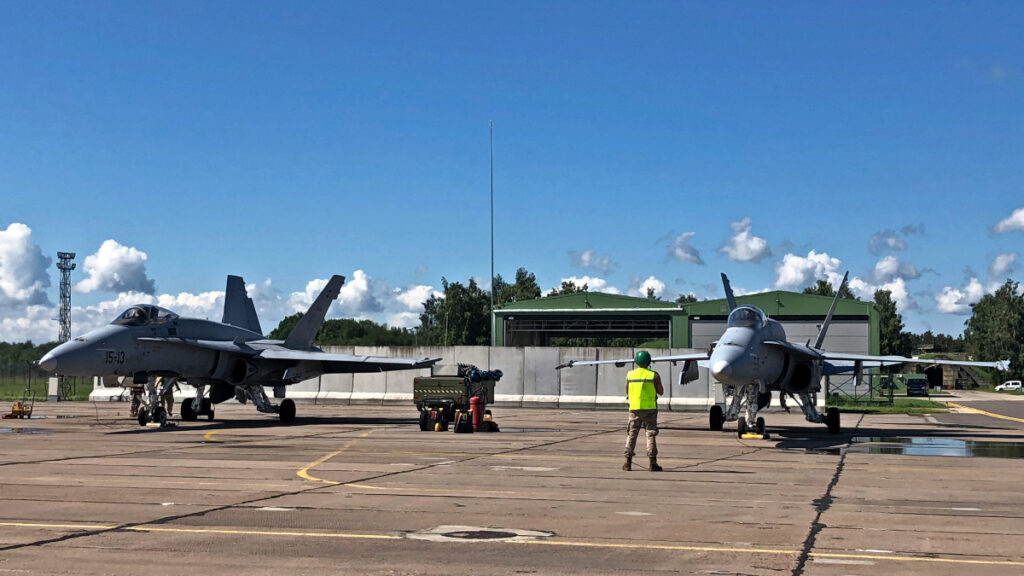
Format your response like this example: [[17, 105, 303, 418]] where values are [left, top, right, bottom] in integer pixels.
[[112, 305, 179, 327], [727, 305, 767, 329]]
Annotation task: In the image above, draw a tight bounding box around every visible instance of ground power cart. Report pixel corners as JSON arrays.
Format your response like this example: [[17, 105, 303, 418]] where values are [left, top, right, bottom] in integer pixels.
[[414, 365, 501, 433]]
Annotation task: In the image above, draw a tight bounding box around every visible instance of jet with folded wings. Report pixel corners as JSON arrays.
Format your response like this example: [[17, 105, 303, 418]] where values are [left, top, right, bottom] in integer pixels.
[[39, 274, 440, 425], [559, 272, 1010, 436]]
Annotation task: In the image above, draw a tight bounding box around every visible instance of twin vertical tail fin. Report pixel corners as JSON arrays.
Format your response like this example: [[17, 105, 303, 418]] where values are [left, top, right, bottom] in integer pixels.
[[813, 271, 849, 349], [223, 275, 263, 334], [283, 275, 346, 350], [721, 273, 738, 311]]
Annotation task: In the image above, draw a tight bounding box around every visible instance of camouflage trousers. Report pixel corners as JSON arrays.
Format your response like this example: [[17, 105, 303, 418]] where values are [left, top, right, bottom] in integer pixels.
[[624, 409, 659, 457]]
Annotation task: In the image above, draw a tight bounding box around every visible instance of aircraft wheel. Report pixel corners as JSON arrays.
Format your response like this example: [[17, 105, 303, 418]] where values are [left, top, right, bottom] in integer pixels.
[[418, 410, 430, 431], [202, 399, 214, 420], [756, 417, 766, 435], [153, 406, 167, 427], [181, 400, 197, 422], [737, 417, 747, 438], [279, 399, 296, 423], [709, 405, 724, 431], [137, 407, 149, 427], [826, 407, 841, 434]]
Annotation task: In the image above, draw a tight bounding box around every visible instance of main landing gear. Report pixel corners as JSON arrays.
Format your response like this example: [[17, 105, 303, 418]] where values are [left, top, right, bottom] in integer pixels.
[[180, 397, 215, 422]]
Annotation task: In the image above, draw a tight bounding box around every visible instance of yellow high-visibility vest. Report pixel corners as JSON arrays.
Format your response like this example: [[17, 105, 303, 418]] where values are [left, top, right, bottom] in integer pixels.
[[627, 367, 658, 410]]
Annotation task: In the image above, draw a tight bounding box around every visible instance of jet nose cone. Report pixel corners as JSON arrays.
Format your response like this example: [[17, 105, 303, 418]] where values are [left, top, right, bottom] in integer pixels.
[[38, 352, 57, 372], [711, 360, 732, 380]]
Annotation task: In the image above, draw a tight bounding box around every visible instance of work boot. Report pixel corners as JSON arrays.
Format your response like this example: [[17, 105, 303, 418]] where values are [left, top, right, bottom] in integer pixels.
[[622, 456, 632, 471], [649, 457, 663, 472]]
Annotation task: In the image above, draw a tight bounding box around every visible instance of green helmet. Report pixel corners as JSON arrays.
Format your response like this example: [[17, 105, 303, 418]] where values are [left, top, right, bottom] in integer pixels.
[[635, 350, 651, 367]]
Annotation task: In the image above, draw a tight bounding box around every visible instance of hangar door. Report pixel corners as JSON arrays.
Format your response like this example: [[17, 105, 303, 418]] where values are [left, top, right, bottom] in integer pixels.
[[689, 317, 870, 354]]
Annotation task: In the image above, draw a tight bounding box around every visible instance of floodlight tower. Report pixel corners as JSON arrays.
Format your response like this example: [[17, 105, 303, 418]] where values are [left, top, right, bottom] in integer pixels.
[[56, 252, 76, 343], [56, 252, 76, 401]]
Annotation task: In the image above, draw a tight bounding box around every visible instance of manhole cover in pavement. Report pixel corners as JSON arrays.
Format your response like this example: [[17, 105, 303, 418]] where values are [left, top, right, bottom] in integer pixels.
[[406, 525, 554, 543], [442, 530, 519, 540]]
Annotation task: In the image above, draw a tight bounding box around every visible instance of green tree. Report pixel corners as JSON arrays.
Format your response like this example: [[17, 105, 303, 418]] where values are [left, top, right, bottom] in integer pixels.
[[269, 313, 303, 340], [964, 279, 1023, 380], [803, 279, 857, 300], [547, 279, 587, 296], [269, 314, 415, 346], [418, 277, 491, 345], [874, 289, 911, 356], [494, 267, 541, 305], [675, 293, 698, 304], [645, 287, 661, 300]]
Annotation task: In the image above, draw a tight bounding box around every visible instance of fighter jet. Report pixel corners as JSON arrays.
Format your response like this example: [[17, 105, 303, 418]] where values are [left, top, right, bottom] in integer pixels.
[[39, 274, 440, 425], [559, 273, 1010, 437]]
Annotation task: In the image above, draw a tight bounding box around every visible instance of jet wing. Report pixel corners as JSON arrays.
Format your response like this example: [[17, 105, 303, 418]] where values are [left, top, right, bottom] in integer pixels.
[[556, 352, 708, 370], [819, 351, 1010, 371], [135, 337, 260, 355], [258, 349, 441, 373]]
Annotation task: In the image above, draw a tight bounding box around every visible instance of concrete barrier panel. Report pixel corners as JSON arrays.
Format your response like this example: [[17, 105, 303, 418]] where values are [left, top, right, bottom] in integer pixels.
[[488, 347, 524, 406], [593, 347, 635, 408], [317, 372, 353, 404], [351, 346, 388, 404], [525, 347, 560, 406]]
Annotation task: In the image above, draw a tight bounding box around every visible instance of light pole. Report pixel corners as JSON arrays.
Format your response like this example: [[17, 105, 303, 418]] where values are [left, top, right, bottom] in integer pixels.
[[489, 120, 495, 346]]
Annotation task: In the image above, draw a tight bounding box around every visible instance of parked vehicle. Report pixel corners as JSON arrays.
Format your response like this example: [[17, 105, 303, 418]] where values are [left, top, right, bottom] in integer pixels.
[[995, 380, 1023, 392]]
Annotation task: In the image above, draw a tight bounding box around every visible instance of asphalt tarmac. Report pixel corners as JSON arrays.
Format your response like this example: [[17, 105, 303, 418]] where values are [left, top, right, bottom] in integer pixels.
[[2, 393, 1024, 575]]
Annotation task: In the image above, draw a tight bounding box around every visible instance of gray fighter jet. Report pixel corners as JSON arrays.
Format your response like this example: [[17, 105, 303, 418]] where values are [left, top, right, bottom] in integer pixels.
[[39, 275, 440, 425], [559, 273, 1009, 436]]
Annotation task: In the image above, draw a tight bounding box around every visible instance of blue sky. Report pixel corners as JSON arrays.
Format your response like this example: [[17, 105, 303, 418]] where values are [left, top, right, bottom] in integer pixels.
[[2, 1, 1022, 342]]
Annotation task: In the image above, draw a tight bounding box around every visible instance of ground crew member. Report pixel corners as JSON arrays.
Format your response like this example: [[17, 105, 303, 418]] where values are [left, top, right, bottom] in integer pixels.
[[160, 377, 180, 417], [623, 350, 664, 472]]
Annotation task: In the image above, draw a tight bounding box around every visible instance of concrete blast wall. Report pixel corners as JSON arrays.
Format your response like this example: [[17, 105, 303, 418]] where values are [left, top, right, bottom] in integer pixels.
[[89, 346, 718, 410]]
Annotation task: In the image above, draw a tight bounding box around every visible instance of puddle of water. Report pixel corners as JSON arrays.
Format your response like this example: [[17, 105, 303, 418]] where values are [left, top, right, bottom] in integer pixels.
[[848, 436, 1024, 459]]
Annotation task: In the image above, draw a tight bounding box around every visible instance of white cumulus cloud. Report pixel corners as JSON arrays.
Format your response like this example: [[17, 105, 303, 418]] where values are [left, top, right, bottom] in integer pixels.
[[773, 251, 843, 291], [994, 207, 1024, 233], [627, 275, 666, 299], [869, 255, 921, 283], [720, 217, 771, 263], [75, 239, 156, 294], [396, 284, 441, 311], [867, 229, 907, 254], [554, 276, 620, 295], [569, 249, 616, 275], [848, 276, 915, 311], [988, 253, 1018, 278], [0, 223, 52, 309], [935, 278, 988, 314], [667, 232, 703, 265]]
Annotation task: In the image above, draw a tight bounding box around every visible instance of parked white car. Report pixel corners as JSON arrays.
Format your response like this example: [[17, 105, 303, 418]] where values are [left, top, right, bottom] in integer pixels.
[[995, 380, 1023, 392]]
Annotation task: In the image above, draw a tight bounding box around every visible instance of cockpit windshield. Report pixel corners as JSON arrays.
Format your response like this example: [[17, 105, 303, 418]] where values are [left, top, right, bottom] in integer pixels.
[[111, 305, 179, 327], [727, 305, 767, 329]]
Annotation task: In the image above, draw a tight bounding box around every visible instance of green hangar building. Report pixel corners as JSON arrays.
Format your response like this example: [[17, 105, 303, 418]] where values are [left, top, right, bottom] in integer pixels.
[[494, 290, 879, 355]]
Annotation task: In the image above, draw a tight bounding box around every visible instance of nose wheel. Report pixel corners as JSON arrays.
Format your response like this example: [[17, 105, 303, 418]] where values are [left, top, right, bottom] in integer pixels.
[[709, 405, 724, 431]]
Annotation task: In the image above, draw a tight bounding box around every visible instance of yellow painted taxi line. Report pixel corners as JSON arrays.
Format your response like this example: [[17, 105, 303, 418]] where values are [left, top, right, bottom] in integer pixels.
[[946, 402, 1024, 424], [296, 430, 373, 484]]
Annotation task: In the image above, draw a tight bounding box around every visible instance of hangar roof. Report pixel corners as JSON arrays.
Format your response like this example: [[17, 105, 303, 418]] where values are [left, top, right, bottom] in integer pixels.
[[496, 291, 680, 312], [682, 291, 875, 318]]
